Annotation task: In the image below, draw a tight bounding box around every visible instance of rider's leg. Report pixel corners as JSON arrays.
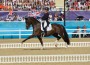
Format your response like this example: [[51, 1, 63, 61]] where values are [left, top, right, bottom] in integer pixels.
[[42, 22, 45, 36], [42, 21, 49, 36], [44, 21, 49, 36], [43, 27, 47, 35], [47, 21, 49, 27], [42, 22, 46, 34], [42, 22, 44, 29]]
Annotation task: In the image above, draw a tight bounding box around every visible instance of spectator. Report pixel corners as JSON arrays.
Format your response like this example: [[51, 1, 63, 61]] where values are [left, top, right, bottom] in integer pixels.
[[82, 25, 87, 38], [74, 0, 78, 8], [76, 26, 81, 33], [72, 26, 81, 38], [60, 11, 64, 20], [51, 6, 56, 11], [50, 0, 55, 10], [21, 17, 25, 21], [57, 16, 63, 21], [13, 13, 20, 21], [54, 13, 58, 21], [82, 25, 87, 32], [49, 13, 53, 21], [70, 7, 75, 10]]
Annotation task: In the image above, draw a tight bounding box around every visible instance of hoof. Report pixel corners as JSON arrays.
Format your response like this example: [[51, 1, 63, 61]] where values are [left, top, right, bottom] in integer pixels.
[[55, 44, 57, 47], [22, 40, 25, 44], [54, 40, 58, 47], [40, 46, 44, 50], [65, 45, 68, 48], [21, 42, 23, 44], [41, 47, 44, 50]]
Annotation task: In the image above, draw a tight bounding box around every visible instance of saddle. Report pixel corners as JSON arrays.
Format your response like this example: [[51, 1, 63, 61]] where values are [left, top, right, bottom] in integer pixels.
[[40, 20, 52, 31]]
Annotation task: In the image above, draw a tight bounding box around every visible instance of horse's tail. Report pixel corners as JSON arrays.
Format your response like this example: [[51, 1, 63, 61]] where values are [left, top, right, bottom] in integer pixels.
[[62, 25, 70, 45]]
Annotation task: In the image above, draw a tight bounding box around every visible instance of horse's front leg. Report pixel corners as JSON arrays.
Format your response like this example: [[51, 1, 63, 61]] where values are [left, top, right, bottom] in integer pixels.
[[22, 34, 35, 43], [37, 36, 44, 50]]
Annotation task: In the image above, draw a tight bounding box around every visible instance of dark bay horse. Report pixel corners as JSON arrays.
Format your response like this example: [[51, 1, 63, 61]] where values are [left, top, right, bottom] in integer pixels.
[[22, 17, 70, 48]]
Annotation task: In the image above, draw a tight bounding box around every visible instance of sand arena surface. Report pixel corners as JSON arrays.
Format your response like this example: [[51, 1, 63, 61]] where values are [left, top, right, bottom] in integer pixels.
[[0, 38, 90, 65]]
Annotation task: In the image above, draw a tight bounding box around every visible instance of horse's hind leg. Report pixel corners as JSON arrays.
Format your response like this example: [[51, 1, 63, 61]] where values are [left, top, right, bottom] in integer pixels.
[[53, 33, 61, 47], [59, 33, 68, 48], [53, 33, 61, 40]]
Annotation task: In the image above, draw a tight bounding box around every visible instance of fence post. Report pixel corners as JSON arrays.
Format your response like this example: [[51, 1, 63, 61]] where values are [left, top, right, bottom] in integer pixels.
[[19, 30, 21, 39], [79, 33, 81, 38], [79, 29, 81, 38]]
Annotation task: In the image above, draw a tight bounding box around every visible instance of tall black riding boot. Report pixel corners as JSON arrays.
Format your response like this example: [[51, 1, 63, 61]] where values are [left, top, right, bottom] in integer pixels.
[[43, 28, 47, 36], [44, 28, 47, 35]]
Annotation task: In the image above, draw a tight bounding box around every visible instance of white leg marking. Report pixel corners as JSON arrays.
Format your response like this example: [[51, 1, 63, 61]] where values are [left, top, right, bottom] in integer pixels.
[[55, 40, 58, 47], [65, 42, 68, 48], [40, 46, 44, 50]]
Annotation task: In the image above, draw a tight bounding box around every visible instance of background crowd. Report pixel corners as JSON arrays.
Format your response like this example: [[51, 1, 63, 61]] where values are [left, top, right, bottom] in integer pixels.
[[0, 0, 64, 21], [0, 0, 56, 11], [0, 0, 90, 22], [66, 0, 90, 11]]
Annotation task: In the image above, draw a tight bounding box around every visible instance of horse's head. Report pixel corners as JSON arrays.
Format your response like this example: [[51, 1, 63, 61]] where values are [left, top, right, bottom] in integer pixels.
[[25, 17, 40, 29], [25, 17, 32, 29]]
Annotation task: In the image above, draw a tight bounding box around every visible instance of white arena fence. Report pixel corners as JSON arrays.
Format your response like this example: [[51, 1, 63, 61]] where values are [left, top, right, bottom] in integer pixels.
[[0, 29, 90, 39], [0, 42, 90, 49], [0, 54, 90, 63]]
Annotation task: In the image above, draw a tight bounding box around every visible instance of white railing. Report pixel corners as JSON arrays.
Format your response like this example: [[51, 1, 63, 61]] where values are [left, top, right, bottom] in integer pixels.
[[0, 30, 32, 39], [0, 29, 90, 39], [0, 42, 89, 49], [0, 54, 90, 63]]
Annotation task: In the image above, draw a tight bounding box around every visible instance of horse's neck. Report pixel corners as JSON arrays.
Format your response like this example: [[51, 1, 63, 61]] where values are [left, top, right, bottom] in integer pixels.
[[32, 22, 41, 30], [32, 19, 40, 25], [31, 18, 41, 30], [32, 21, 40, 26]]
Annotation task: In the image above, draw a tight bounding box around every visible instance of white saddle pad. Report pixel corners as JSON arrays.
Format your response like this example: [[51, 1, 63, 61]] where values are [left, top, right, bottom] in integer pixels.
[[39, 19, 52, 31]]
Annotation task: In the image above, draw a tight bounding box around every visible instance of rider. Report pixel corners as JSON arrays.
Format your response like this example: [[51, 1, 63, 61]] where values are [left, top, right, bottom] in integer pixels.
[[41, 7, 49, 36]]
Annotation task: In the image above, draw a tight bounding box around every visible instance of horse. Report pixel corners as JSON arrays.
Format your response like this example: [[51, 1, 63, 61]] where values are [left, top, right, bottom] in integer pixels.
[[22, 17, 70, 49]]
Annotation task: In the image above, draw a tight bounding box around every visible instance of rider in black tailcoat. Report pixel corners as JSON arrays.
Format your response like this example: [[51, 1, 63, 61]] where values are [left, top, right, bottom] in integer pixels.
[[41, 7, 49, 36]]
